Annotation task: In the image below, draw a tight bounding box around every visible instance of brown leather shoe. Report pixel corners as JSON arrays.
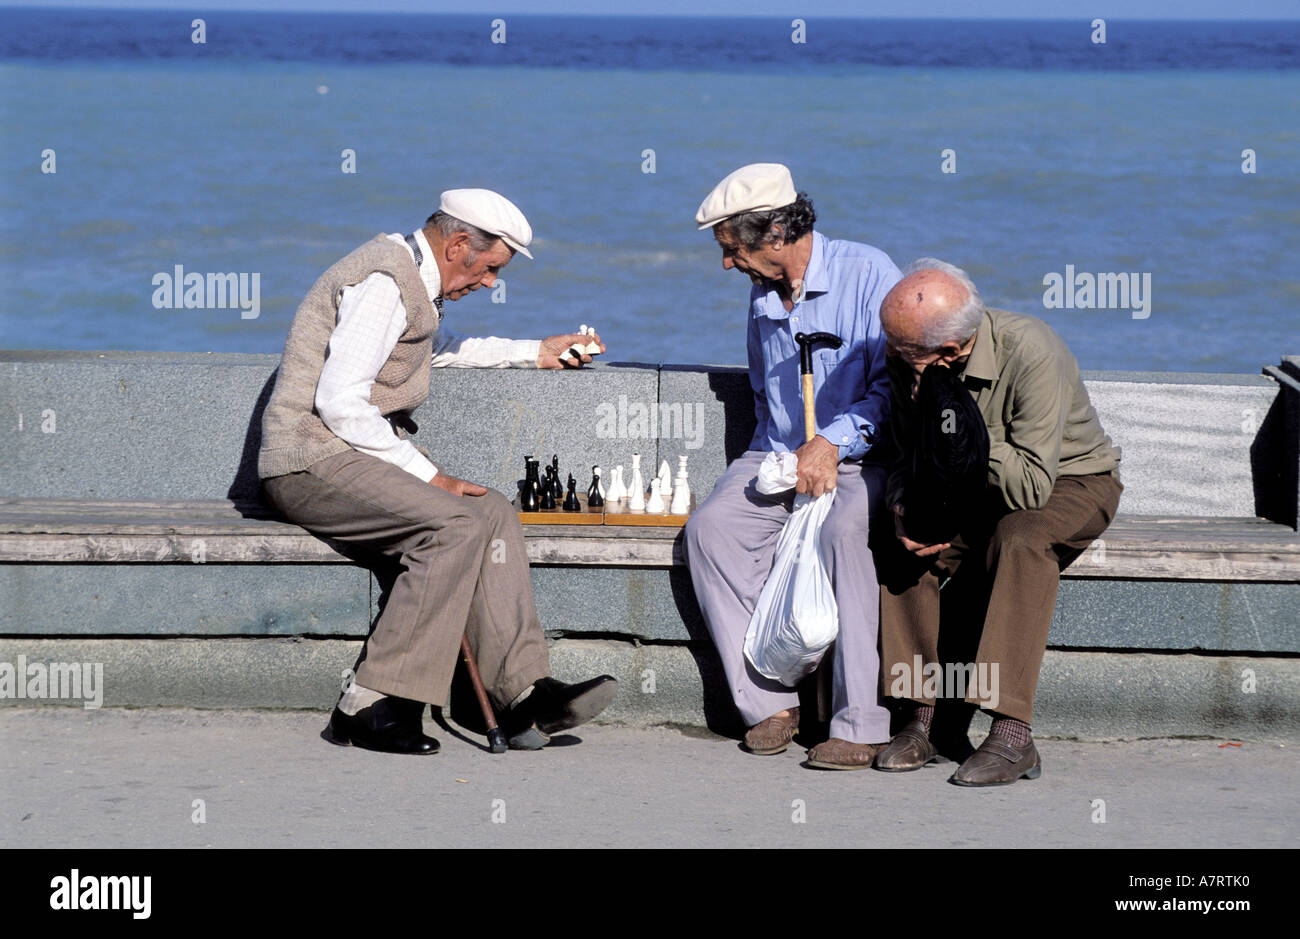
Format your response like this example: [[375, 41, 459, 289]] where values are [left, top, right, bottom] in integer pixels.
[[743, 707, 800, 755], [949, 735, 1041, 786], [806, 737, 886, 770], [874, 719, 941, 772]]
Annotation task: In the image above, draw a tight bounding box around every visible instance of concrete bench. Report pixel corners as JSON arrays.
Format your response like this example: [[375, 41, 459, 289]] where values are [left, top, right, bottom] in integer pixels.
[[2, 351, 1298, 741], [2, 498, 1297, 581]]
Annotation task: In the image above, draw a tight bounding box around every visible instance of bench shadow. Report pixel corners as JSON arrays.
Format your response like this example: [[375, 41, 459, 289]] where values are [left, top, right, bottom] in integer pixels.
[[1252, 386, 1298, 529], [226, 370, 276, 514]]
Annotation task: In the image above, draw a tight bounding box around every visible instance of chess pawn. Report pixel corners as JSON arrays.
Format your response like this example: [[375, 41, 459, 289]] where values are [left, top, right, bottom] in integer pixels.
[[607, 465, 626, 503], [670, 473, 691, 515], [629, 453, 644, 505], [587, 466, 605, 508], [521, 456, 541, 511], [582, 325, 602, 355], [645, 477, 665, 513], [563, 474, 581, 512]]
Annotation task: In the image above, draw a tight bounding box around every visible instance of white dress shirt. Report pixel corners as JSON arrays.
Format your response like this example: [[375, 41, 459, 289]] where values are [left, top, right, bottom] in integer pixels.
[[314, 230, 541, 482]]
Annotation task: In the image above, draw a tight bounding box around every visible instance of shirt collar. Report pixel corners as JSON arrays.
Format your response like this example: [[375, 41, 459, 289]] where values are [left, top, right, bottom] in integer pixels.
[[961, 307, 997, 383], [410, 229, 442, 303], [754, 230, 828, 319]]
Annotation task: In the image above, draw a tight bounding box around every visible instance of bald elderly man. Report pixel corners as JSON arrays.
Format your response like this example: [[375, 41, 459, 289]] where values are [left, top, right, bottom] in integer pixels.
[[684, 164, 901, 769], [259, 189, 616, 754], [875, 258, 1121, 785]]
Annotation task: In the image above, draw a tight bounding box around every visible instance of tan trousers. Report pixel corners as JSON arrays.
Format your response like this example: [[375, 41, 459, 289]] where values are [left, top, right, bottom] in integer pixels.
[[879, 472, 1122, 723], [262, 449, 551, 709]]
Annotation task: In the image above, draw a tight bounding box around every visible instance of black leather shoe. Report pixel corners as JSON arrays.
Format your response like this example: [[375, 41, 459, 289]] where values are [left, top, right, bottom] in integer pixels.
[[328, 697, 440, 755], [505, 675, 618, 740]]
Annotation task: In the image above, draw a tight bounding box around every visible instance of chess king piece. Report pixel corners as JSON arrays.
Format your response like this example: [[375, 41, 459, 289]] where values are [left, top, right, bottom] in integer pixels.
[[645, 477, 665, 513], [587, 466, 605, 508], [564, 473, 582, 512], [607, 465, 627, 503], [521, 456, 541, 512], [629, 453, 644, 506]]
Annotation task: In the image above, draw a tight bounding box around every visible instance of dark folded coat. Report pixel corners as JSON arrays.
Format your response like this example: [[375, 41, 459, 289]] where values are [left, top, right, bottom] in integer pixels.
[[901, 363, 991, 545]]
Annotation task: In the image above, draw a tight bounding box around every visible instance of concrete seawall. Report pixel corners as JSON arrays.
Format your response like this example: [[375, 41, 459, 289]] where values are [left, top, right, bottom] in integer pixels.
[[2, 351, 1298, 740]]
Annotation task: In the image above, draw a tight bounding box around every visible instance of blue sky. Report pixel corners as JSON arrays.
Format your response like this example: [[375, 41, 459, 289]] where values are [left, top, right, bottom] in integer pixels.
[[20, 1, 1300, 18]]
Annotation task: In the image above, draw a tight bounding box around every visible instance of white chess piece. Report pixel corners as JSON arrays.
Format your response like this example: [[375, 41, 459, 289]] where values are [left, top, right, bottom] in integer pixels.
[[629, 453, 644, 506], [670, 472, 691, 515], [582, 324, 602, 355], [607, 465, 626, 503], [657, 460, 672, 498], [645, 478, 665, 513], [677, 454, 689, 476], [628, 480, 646, 511]]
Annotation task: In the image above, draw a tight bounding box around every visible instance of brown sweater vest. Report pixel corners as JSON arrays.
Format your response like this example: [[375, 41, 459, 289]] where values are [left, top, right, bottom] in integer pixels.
[[257, 235, 437, 479]]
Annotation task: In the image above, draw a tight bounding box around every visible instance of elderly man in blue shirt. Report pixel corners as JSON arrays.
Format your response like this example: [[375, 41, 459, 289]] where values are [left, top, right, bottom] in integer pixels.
[[684, 164, 901, 769]]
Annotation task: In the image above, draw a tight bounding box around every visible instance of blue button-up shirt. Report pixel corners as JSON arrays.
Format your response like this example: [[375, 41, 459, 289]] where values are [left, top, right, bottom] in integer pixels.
[[747, 231, 901, 460]]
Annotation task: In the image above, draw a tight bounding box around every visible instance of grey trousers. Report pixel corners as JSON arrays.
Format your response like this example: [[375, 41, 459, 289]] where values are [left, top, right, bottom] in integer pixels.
[[261, 448, 551, 710], [683, 450, 891, 744]]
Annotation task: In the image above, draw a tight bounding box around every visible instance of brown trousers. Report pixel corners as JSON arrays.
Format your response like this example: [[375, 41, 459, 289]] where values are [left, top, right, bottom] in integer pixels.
[[262, 449, 551, 709], [879, 471, 1122, 724]]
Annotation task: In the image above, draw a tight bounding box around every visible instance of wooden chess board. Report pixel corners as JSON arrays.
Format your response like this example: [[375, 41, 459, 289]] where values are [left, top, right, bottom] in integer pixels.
[[515, 493, 695, 527], [514, 493, 605, 525]]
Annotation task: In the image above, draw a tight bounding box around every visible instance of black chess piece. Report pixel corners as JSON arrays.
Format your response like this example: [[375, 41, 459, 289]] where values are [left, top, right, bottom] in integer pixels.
[[521, 456, 540, 512], [549, 455, 563, 500], [587, 466, 604, 508], [540, 466, 558, 510], [563, 474, 581, 511]]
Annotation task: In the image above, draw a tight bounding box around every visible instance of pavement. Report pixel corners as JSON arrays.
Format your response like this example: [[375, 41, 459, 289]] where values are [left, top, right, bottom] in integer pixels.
[[1, 708, 1295, 849]]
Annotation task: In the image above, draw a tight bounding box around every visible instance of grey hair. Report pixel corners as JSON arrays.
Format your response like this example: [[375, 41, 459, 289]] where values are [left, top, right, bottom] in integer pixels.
[[717, 193, 817, 250], [425, 210, 501, 261], [901, 257, 985, 349]]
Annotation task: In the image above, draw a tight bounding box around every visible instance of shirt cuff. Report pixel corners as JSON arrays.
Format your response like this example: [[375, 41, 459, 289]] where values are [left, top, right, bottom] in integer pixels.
[[823, 415, 868, 461], [401, 450, 439, 483], [513, 339, 542, 368]]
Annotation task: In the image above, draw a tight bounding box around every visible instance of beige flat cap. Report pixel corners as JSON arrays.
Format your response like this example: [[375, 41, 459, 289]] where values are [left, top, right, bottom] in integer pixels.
[[695, 163, 798, 230], [439, 188, 533, 259]]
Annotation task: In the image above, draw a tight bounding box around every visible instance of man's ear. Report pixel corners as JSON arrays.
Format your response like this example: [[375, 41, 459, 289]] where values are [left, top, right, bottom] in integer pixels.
[[444, 230, 470, 265]]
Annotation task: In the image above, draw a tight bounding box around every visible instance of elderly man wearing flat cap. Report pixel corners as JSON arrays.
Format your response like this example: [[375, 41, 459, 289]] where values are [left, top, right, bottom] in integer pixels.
[[258, 188, 617, 754], [683, 164, 902, 769]]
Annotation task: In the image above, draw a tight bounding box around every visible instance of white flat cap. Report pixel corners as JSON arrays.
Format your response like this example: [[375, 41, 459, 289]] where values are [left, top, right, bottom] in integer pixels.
[[439, 188, 533, 259], [695, 163, 798, 230]]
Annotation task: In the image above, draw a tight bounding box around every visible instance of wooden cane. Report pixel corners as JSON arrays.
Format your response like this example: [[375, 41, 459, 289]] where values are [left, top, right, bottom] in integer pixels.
[[793, 332, 843, 725], [461, 635, 508, 753]]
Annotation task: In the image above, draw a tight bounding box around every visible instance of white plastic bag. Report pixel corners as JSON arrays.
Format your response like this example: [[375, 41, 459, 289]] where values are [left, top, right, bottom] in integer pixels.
[[743, 453, 839, 686]]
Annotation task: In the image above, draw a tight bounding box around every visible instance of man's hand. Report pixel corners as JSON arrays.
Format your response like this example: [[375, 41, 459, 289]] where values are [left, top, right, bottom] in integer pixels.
[[794, 435, 839, 497], [537, 331, 605, 369], [430, 473, 488, 497], [893, 504, 950, 557]]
